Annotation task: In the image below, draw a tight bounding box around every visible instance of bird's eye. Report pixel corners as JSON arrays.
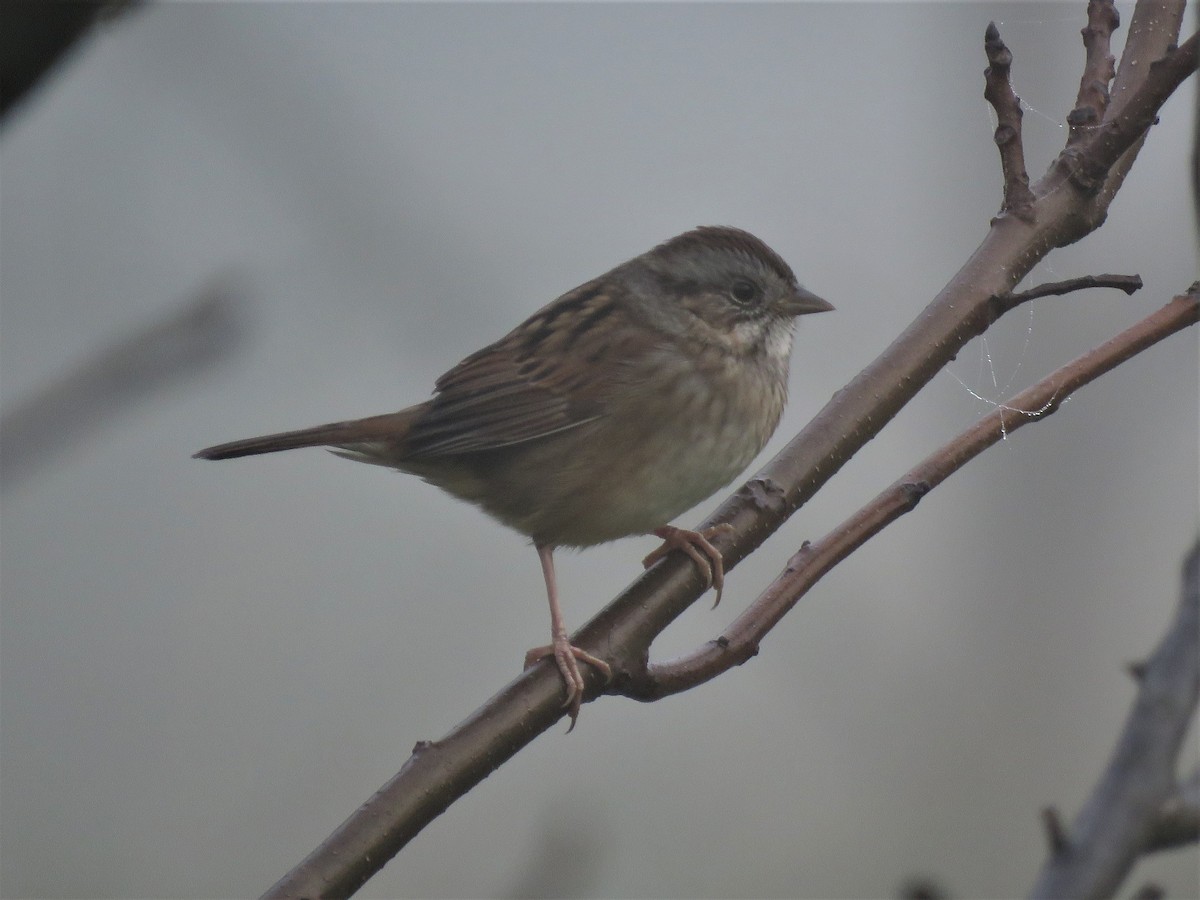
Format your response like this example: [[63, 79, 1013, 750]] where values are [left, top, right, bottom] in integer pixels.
[[729, 280, 759, 305]]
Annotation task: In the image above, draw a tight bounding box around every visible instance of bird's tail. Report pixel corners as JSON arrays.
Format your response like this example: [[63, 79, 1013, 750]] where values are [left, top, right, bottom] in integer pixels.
[[193, 410, 419, 461]]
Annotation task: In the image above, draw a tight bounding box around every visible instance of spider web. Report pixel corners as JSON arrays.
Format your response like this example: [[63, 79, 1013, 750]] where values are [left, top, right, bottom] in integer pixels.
[[945, 302, 1062, 439]]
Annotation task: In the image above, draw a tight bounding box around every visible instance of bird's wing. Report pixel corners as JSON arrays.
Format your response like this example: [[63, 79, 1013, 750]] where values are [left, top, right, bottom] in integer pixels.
[[404, 280, 637, 457]]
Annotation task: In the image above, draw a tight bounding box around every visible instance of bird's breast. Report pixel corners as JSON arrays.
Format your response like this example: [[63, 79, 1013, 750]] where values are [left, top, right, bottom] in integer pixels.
[[520, 347, 789, 546]]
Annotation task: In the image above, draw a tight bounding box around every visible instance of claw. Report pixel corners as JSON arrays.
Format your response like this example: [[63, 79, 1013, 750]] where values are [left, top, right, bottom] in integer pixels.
[[524, 641, 613, 730], [643, 523, 734, 608]]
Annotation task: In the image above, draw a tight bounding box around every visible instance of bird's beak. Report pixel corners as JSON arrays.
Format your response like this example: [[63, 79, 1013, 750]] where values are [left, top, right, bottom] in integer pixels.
[[785, 286, 836, 316]]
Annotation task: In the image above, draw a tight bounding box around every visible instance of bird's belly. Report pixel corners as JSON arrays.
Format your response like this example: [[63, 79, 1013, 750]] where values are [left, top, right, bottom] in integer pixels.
[[400, 356, 788, 548], [566, 428, 757, 541], [501, 371, 783, 547]]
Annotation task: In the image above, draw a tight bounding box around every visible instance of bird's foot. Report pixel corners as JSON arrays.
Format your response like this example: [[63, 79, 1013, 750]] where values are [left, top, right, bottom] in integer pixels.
[[524, 639, 612, 731], [642, 523, 735, 608]]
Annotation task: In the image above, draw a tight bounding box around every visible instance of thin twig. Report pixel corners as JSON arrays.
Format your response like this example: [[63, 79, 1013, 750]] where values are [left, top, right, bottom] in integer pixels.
[[1029, 538, 1200, 900], [1068, 0, 1121, 145], [623, 289, 1199, 699], [983, 22, 1035, 221], [991, 273, 1142, 318], [1042, 806, 1073, 857]]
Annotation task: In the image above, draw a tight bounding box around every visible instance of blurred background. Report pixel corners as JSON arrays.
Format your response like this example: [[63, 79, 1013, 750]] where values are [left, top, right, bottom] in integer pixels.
[[1, 3, 1196, 898]]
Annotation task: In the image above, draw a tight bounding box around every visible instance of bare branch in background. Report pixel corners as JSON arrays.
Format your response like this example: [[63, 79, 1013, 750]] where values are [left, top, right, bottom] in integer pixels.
[[0, 276, 247, 489], [1144, 768, 1200, 854], [1028, 540, 1199, 900], [0, 1, 138, 122]]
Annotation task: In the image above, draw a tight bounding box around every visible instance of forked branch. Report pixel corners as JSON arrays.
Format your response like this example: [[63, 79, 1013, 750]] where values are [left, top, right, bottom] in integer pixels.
[[1063, 31, 1198, 194]]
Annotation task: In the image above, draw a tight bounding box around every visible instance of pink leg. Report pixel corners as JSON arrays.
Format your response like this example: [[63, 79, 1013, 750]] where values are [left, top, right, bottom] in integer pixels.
[[523, 544, 612, 730], [642, 523, 735, 608]]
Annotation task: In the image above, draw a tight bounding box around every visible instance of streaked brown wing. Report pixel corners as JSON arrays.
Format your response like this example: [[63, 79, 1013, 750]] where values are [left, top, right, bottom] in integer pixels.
[[404, 280, 631, 457]]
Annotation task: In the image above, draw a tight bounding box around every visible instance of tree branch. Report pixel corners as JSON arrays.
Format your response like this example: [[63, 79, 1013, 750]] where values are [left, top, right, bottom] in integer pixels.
[[1064, 30, 1198, 195], [1028, 538, 1200, 900], [991, 273, 1142, 318], [1057, 10, 1197, 243], [0, 276, 246, 489], [984, 22, 1035, 221], [1085, 0, 1194, 217], [1068, 0, 1121, 145]]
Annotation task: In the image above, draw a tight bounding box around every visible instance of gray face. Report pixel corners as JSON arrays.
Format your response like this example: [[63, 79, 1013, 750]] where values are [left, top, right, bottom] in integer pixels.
[[618, 226, 832, 359]]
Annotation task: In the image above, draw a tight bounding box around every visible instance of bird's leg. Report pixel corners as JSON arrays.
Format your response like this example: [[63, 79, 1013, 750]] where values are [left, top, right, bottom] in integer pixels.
[[642, 523, 735, 608], [523, 544, 612, 730]]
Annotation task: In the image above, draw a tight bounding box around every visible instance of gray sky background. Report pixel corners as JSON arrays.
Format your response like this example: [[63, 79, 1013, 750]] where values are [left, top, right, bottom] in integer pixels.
[[1, 3, 1196, 898]]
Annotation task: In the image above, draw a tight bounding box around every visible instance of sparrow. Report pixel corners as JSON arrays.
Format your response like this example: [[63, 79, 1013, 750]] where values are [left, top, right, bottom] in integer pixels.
[[195, 226, 833, 726]]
